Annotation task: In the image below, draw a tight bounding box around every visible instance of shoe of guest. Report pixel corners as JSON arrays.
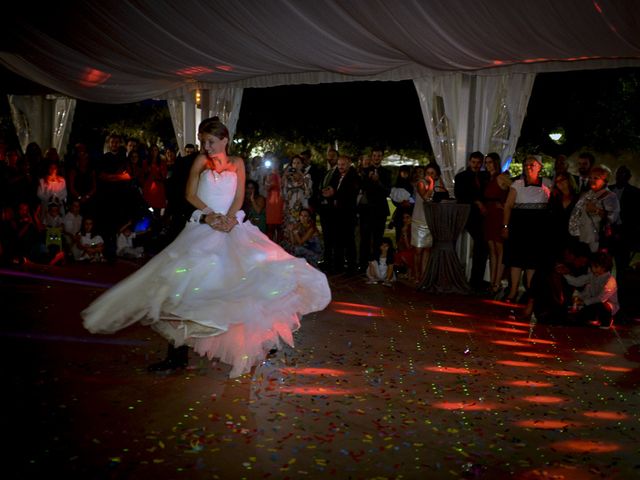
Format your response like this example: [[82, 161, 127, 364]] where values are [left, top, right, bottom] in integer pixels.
[[366, 279, 379, 285], [382, 281, 392, 287]]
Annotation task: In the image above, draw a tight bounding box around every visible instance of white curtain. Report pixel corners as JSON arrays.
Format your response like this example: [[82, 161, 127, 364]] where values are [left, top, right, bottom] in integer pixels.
[[166, 86, 243, 155], [52, 96, 76, 157], [167, 98, 185, 155], [414, 72, 535, 186], [413, 74, 470, 191], [204, 87, 244, 144], [7, 94, 76, 157], [472, 74, 536, 168]]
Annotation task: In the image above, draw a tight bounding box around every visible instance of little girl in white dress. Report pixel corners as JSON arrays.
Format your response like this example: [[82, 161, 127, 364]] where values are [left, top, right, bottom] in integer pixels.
[[366, 237, 396, 286]]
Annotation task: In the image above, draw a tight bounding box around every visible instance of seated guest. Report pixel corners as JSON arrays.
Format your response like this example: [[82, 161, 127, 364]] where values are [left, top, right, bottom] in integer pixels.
[[522, 240, 591, 324], [564, 251, 619, 329], [76, 217, 105, 262], [243, 179, 267, 234], [366, 237, 396, 286], [116, 220, 146, 259], [41, 200, 65, 265], [63, 200, 83, 259], [282, 208, 322, 267]]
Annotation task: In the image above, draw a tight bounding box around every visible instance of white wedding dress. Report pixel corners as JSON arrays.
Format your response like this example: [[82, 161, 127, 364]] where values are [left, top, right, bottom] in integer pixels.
[[82, 169, 331, 377]]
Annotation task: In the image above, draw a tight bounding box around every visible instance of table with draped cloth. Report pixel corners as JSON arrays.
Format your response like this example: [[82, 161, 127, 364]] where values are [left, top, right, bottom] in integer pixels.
[[419, 201, 471, 294]]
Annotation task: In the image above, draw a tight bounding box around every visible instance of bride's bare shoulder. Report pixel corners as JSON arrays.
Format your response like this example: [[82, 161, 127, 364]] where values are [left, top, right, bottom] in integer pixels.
[[229, 156, 246, 171]]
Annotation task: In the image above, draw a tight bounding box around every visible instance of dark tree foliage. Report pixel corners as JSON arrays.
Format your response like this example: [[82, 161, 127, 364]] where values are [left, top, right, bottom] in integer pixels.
[[519, 68, 640, 154], [235, 81, 432, 153]]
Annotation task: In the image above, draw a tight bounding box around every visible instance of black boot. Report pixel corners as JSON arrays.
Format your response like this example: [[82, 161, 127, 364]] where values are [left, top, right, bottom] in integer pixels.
[[147, 344, 189, 372]]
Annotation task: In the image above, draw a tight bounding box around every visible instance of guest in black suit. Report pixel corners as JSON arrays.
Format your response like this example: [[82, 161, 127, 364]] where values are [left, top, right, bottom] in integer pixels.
[[454, 151, 490, 290], [576, 152, 595, 194], [163, 151, 199, 244], [358, 147, 392, 270], [317, 148, 339, 271], [330, 155, 360, 272]]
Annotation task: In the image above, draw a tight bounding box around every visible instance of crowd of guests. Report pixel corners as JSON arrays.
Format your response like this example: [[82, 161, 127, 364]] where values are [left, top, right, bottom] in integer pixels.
[[1, 135, 638, 327], [452, 150, 639, 328], [0, 135, 184, 267]]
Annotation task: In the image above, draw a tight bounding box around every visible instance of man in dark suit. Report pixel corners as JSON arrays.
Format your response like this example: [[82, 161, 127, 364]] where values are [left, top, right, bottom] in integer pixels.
[[358, 146, 392, 270], [330, 155, 360, 273], [317, 148, 339, 271], [163, 151, 199, 245], [147, 149, 199, 372], [576, 152, 595, 194], [454, 151, 490, 291]]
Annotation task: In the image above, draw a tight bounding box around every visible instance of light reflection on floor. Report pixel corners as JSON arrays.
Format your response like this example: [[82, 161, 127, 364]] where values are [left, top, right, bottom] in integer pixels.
[[2, 263, 639, 479]]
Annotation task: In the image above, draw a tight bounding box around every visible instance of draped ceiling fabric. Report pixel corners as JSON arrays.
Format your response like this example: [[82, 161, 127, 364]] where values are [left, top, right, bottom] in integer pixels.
[[2, 0, 640, 152]]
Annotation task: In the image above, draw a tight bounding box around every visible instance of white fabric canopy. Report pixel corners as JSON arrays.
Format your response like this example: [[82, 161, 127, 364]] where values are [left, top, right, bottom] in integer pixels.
[[2, 0, 639, 103], [2, 1, 639, 154]]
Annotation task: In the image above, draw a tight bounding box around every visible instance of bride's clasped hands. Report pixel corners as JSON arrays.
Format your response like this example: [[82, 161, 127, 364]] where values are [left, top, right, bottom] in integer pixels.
[[202, 212, 238, 232]]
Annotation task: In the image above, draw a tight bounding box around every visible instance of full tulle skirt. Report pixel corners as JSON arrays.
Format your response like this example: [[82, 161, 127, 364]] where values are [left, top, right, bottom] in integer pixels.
[[82, 220, 331, 377]]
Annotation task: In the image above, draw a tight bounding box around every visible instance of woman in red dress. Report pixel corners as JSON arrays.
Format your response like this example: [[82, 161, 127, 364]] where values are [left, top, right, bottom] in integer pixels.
[[482, 153, 511, 294], [264, 158, 283, 242]]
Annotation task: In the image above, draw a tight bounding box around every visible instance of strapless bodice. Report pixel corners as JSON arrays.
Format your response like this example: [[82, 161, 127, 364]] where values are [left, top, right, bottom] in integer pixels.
[[197, 170, 236, 214]]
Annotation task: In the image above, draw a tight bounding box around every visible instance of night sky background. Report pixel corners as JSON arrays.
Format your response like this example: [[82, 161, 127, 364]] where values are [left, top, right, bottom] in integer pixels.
[[1, 65, 639, 159]]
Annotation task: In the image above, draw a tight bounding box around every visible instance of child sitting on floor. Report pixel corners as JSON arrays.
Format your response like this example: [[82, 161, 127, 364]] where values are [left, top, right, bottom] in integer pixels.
[[76, 217, 105, 262], [366, 237, 396, 286], [116, 220, 145, 259], [564, 250, 619, 328]]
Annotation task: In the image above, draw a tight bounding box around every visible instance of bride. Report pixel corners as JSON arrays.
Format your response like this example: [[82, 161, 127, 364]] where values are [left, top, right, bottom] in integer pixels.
[[82, 117, 331, 377]]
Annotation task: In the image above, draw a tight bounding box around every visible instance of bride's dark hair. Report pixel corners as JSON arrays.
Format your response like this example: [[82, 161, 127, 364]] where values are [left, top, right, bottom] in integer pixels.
[[198, 116, 230, 152]]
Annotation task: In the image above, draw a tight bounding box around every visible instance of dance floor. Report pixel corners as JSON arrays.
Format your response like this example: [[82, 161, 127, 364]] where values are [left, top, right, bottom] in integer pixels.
[[2, 261, 639, 479]]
